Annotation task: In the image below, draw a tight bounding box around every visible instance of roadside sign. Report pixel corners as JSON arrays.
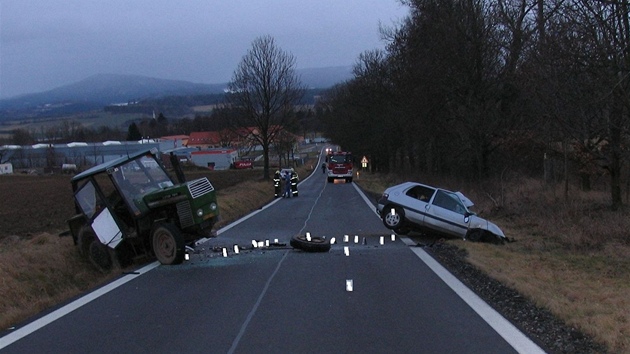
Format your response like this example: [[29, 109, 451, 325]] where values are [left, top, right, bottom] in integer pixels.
[[361, 156, 368, 168]]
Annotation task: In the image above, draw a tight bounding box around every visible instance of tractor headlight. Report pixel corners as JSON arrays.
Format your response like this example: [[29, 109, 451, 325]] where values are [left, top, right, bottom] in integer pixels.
[[196, 209, 204, 217], [210, 202, 217, 211]]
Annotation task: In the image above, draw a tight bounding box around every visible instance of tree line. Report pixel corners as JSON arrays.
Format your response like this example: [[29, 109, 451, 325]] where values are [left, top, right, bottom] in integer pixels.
[[319, 0, 630, 210]]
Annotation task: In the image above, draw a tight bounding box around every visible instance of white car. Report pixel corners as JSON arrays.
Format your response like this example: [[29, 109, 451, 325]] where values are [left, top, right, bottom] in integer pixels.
[[376, 182, 506, 242]]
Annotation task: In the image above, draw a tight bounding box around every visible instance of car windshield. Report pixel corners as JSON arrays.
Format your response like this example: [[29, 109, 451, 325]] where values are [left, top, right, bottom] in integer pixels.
[[329, 155, 351, 163], [112, 155, 173, 204]]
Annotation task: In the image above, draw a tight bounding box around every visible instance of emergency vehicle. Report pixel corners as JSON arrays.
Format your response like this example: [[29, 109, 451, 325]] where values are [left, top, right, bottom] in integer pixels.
[[325, 150, 354, 183]]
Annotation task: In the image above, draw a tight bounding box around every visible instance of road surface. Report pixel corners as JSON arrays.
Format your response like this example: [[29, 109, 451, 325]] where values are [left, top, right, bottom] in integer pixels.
[[0, 152, 545, 353]]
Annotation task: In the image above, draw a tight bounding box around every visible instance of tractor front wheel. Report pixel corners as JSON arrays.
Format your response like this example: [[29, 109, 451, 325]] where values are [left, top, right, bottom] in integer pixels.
[[151, 223, 185, 265]]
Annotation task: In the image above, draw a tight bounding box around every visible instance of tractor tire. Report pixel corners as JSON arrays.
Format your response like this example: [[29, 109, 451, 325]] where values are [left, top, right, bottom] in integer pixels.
[[290, 234, 331, 253], [152, 223, 185, 265], [88, 239, 113, 273]]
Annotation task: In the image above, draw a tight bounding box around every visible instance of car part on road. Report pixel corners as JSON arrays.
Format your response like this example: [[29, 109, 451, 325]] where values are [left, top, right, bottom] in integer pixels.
[[290, 234, 331, 252]]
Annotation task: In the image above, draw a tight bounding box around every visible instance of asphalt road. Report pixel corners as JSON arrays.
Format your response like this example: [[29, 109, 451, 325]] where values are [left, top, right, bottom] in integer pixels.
[[0, 155, 546, 354]]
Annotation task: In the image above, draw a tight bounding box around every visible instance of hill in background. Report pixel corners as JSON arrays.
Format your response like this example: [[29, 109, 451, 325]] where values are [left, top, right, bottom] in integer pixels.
[[0, 66, 353, 121]]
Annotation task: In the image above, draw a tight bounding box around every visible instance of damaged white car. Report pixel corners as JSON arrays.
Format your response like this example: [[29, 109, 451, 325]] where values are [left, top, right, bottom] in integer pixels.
[[376, 182, 506, 243]]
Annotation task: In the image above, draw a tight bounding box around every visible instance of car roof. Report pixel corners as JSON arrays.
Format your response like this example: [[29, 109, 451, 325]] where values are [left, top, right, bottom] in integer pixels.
[[72, 148, 155, 182], [392, 181, 474, 207]]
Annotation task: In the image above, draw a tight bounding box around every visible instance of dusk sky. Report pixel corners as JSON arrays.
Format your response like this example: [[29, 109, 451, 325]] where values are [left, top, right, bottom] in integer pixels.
[[0, 0, 408, 99]]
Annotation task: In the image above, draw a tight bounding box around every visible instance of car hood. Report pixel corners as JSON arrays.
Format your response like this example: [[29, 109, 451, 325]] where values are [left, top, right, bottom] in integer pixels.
[[469, 215, 505, 239]]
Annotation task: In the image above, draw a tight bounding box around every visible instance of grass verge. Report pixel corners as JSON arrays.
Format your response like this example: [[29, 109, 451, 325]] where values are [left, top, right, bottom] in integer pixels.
[[357, 172, 629, 354]]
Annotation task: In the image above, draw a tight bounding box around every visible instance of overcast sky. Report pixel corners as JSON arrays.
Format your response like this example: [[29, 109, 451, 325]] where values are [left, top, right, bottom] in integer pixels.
[[0, 0, 407, 98]]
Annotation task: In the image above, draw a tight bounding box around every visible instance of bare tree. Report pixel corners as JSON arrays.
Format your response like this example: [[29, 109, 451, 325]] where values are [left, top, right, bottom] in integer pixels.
[[227, 35, 305, 179]]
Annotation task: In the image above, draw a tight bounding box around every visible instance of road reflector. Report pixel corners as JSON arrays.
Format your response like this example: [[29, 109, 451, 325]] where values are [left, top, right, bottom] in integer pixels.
[[185, 253, 190, 261], [306, 232, 311, 241], [222, 248, 227, 257], [330, 237, 336, 244], [391, 234, 396, 241], [391, 208, 395, 215], [344, 246, 349, 256], [354, 235, 359, 243], [252, 240, 258, 248], [234, 245, 240, 254], [344, 235, 349, 242], [346, 279, 353, 292], [380, 236, 384, 245], [265, 239, 270, 247]]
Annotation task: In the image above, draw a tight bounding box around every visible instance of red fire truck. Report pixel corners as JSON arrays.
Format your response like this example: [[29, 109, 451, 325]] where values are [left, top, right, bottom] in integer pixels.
[[325, 150, 354, 183]]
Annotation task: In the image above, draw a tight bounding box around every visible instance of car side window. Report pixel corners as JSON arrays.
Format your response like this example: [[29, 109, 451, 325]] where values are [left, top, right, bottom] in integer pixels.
[[406, 186, 435, 202], [433, 190, 467, 215]]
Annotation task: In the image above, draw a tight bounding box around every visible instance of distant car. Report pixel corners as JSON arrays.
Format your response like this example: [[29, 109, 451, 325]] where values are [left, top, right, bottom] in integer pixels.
[[376, 182, 506, 242], [280, 168, 298, 181]]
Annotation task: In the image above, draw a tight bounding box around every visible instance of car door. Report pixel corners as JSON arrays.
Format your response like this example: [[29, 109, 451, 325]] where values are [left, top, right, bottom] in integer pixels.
[[400, 185, 435, 226], [75, 179, 124, 248], [423, 189, 470, 237]]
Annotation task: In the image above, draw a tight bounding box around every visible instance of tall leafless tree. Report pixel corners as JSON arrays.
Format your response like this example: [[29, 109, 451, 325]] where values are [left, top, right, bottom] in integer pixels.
[[227, 35, 305, 180]]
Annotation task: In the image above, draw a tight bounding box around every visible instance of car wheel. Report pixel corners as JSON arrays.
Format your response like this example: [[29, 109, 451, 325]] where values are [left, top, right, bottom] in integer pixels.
[[466, 229, 484, 242], [152, 223, 185, 265], [290, 234, 331, 253], [382, 206, 405, 230]]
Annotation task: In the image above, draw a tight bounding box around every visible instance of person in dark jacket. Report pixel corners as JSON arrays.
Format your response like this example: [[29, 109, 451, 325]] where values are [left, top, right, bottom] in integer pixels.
[[283, 170, 292, 198], [273, 170, 281, 198]]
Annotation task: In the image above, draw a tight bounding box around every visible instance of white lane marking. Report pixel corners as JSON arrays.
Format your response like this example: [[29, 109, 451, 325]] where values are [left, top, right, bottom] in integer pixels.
[[0, 262, 159, 349], [351, 183, 545, 353], [227, 250, 289, 354], [1, 146, 330, 348]]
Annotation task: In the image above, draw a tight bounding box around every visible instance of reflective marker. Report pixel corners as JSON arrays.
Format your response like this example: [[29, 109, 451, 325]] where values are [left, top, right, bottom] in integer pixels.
[[222, 248, 227, 257], [330, 237, 336, 244], [306, 232, 311, 242], [344, 246, 349, 256], [185, 253, 190, 261], [343, 235, 349, 243], [380, 236, 384, 245], [258, 241, 264, 248], [274, 238, 279, 244], [234, 245, 240, 254], [391, 208, 396, 215], [265, 239, 270, 247], [354, 235, 359, 243], [346, 279, 353, 292], [391, 234, 396, 241], [252, 240, 258, 248]]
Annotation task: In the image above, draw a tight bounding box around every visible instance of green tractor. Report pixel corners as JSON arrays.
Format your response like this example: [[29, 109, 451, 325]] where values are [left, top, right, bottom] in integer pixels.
[[65, 148, 219, 271]]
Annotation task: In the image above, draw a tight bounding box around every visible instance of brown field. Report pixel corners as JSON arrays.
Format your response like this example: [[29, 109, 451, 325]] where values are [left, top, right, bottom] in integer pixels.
[[1, 167, 629, 353]]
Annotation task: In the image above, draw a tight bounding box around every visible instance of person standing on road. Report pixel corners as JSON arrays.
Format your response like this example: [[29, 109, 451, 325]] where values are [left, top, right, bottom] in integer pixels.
[[273, 170, 281, 198], [321, 163, 326, 174], [283, 170, 292, 198]]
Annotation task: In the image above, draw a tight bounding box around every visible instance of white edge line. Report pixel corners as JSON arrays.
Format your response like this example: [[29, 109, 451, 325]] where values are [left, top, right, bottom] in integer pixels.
[[353, 183, 546, 354], [1, 146, 330, 347], [0, 262, 160, 349], [403, 241, 546, 354], [207, 146, 328, 239]]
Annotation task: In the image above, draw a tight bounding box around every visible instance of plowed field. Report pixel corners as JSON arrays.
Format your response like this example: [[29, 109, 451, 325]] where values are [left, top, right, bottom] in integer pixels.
[[0, 168, 262, 239]]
